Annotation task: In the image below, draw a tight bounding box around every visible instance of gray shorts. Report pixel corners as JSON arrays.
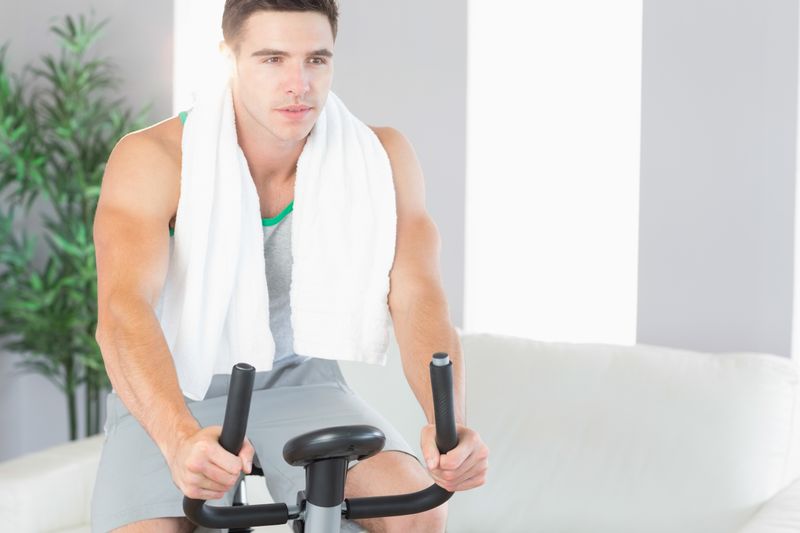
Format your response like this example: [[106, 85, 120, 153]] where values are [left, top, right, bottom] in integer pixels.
[[90, 356, 422, 532]]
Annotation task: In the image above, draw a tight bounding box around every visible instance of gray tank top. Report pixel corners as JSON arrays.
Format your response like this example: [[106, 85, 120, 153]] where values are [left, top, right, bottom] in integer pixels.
[[261, 208, 298, 362]]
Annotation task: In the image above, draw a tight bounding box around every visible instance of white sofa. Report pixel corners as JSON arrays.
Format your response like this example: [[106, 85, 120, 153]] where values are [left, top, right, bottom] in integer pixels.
[[1, 330, 799, 532]]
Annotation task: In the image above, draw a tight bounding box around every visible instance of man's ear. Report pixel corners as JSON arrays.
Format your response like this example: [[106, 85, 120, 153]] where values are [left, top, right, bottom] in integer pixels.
[[219, 40, 231, 58], [219, 40, 237, 77]]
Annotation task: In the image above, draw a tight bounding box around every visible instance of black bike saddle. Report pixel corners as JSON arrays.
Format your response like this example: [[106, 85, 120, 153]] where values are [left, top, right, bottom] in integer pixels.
[[282, 424, 386, 467]]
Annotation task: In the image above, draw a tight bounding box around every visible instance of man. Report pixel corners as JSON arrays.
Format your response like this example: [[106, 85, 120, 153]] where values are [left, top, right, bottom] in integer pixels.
[[92, 1, 488, 531]]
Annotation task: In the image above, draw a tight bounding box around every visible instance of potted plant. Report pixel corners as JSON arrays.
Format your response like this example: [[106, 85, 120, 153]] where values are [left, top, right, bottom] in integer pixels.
[[0, 11, 151, 440]]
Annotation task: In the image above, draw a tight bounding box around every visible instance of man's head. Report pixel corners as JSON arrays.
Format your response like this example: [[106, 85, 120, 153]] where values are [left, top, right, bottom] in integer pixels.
[[220, 0, 339, 142], [222, 0, 338, 55]]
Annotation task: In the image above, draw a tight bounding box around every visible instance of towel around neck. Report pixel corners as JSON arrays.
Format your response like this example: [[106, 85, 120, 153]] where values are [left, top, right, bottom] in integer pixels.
[[154, 77, 398, 400]]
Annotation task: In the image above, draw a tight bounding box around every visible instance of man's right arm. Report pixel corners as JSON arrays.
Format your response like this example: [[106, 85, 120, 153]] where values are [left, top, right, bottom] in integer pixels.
[[94, 132, 252, 500]]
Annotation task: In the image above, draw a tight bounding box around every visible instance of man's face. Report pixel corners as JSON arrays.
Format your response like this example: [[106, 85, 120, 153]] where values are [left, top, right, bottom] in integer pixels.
[[224, 10, 335, 142]]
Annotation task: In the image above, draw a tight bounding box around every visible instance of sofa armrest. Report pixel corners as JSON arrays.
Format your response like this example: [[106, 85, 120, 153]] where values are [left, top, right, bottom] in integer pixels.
[[0, 435, 104, 531], [736, 477, 800, 533]]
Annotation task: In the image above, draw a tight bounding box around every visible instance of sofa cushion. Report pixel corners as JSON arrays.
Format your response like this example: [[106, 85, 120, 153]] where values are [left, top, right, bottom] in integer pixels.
[[0, 434, 104, 531]]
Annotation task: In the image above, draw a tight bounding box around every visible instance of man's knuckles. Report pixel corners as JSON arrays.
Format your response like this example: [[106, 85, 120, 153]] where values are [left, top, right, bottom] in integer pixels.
[[185, 456, 205, 474]]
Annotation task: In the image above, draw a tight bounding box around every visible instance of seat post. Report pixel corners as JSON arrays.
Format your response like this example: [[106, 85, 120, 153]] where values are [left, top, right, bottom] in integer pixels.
[[302, 457, 349, 533], [282, 424, 385, 532]]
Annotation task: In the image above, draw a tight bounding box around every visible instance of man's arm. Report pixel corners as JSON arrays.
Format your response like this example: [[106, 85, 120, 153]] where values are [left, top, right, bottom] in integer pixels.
[[370, 126, 466, 427], [94, 132, 250, 500], [94, 132, 198, 453], [373, 126, 488, 493]]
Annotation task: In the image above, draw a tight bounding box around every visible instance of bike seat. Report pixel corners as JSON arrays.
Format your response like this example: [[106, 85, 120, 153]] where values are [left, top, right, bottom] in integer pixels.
[[282, 424, 386, 467]]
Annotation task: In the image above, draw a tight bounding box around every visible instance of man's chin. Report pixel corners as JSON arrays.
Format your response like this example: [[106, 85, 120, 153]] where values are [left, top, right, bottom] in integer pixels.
[[269, 130, 312, 146], [282, 123, 316, 141]]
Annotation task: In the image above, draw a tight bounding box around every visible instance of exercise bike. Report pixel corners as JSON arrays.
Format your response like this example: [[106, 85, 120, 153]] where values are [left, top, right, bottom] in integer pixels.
[[183, 352, 459, 532]]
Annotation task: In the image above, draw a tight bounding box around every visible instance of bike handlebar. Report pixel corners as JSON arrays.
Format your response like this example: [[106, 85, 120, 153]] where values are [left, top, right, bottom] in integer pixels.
[[219, 362, 255, 456], [184, 353, 459, 528]]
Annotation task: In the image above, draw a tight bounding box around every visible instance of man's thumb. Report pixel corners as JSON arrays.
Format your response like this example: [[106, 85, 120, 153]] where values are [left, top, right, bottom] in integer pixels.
[[239, 437, 254, 474], [422, 442, 440, 470]]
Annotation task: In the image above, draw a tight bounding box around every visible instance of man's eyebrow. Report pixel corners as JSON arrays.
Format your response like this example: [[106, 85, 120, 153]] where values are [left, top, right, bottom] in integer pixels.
[[250, 48, 333, 58]]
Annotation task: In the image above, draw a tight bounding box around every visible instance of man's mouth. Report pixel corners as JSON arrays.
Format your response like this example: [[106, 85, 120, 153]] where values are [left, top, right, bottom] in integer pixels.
[[278, 107, 312, 120]]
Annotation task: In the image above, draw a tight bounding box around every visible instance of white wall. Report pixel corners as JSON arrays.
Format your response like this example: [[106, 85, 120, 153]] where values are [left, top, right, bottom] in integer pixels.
[[464, 1, 642, 345], [637, 0, 798, 357]]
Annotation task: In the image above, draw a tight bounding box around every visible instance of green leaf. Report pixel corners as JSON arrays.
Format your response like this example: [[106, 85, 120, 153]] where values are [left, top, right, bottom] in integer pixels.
[[13, 156, 24, 178], [84, 185, 100, 198], [0, 9, 149, 440], [66, 16, 76, 40], [29, 273, 43, 291]]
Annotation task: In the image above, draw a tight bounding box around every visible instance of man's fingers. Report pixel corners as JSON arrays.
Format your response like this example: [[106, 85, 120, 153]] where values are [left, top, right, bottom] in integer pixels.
[[450, 472, 487, 492], [431, 468, 481, 492], [438, 427, 476, 470], [209, 442, 245, 475], [201, 461, 241, 488], [432, 455, 489, 491], [200, 489, 227, 500], [441, 455, 488, 484], [437, 448, 480, 479], [188, 471, 231, 493], [419, 424, 440, 470], [239, 437, 255, 473], [172, 426, 246, 501], [185, 487, 227, 501]]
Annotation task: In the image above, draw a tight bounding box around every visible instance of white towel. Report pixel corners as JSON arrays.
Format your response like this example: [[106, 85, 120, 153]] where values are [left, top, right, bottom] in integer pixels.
[[155, 77, 397, 401]]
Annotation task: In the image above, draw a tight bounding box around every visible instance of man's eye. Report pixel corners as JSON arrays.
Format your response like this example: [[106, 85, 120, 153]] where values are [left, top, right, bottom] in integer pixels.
[[263, 57, 326, 64]]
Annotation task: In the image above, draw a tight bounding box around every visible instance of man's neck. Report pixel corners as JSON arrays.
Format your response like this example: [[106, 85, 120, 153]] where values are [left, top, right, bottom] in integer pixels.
[[238, 130, 304, 189], [233, 98, 307, 189]]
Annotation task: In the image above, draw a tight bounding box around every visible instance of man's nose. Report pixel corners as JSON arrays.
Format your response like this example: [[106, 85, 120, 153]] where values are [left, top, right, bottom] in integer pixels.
[[286, 63, 311, 96]]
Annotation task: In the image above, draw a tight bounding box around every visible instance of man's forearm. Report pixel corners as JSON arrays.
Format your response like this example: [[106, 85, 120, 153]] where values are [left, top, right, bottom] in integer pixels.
[[392, 283, 466, 426], [97, 298, 200, 460]]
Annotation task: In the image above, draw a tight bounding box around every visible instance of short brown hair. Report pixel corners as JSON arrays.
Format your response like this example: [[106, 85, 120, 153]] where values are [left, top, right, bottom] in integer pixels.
[[222, 0, 339, 54]]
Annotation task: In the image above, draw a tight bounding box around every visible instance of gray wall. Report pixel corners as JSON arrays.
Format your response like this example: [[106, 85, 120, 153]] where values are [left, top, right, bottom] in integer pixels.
[[637, 0, 798, 357], [332, 0, 467, 327], [0, 0, 467, 461]]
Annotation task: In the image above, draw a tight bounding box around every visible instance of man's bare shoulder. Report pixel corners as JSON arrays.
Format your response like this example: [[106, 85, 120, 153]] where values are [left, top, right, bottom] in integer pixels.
[[367, 125, 398, 148], [126, 114, 184, 167], [367, 125, 427, 218], [99, 115, 184, 225], [367, 125, 420, 167]]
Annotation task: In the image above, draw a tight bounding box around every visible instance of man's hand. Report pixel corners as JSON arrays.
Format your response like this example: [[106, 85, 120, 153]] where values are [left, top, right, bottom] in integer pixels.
[[168, 426, 255, 500], [420, 423, 489, 492]]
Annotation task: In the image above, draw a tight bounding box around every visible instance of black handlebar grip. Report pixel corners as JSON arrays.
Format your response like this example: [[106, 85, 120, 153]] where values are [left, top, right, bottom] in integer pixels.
[[186, 363, 298, 529], [219, 363, 256, 455], [430, 352, 458, 454], [346, 352, 460, 519]]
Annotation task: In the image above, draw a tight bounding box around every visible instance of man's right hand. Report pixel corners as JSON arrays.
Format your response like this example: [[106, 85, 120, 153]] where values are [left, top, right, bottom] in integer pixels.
[[168, 425, 255, 500]]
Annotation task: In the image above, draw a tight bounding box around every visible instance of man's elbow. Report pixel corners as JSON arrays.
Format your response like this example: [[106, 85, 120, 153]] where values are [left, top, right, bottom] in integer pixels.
[[388, 275, 449, 321]]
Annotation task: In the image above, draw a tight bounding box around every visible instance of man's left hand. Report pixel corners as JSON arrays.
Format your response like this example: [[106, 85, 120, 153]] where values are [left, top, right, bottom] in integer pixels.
[[420, 423, 489, 492]]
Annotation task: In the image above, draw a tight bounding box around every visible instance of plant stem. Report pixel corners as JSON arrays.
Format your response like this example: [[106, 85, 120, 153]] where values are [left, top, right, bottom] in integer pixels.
[[65, 359, 77, 440], [84, 371, 91, 437], [94, 379, 101, 435]]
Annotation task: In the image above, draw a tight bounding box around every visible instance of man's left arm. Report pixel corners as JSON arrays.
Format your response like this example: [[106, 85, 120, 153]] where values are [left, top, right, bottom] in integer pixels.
[[371, 126, 489, 493]]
